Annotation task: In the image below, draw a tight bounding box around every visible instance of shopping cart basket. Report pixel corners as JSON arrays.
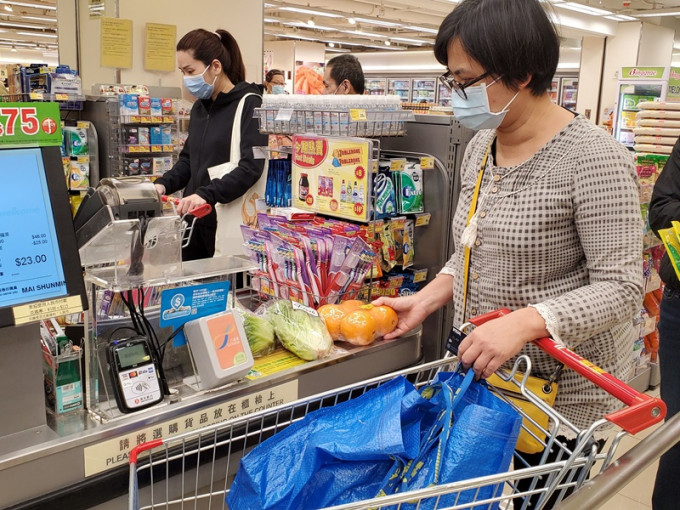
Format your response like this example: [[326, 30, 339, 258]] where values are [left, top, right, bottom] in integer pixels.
[[128, 309, 666, 510]]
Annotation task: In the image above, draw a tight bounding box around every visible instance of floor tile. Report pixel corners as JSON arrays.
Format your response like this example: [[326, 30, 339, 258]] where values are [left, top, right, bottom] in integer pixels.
[[598, 492, 652, 510]]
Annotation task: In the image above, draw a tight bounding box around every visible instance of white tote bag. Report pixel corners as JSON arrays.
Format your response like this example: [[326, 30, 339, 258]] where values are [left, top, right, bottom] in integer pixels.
[[207, 93, 267, 257]]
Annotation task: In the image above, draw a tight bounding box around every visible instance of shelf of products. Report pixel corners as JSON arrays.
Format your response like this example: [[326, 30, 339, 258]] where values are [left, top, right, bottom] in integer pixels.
[[365, 78, 387, 96], [412, 78, 437, 104], [387, 79, 411, 102]]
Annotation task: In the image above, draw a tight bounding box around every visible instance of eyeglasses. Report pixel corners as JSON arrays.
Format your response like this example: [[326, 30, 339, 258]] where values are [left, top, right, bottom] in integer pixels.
[[438, 71, 490, 100]]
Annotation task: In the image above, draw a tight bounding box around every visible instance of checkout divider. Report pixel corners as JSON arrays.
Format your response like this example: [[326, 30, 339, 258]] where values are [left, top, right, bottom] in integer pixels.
[[0, 109, 472, 508]]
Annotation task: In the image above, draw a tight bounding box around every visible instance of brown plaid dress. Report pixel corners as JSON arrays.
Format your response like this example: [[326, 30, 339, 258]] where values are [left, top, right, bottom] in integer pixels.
[[440, 115, 643, 430]]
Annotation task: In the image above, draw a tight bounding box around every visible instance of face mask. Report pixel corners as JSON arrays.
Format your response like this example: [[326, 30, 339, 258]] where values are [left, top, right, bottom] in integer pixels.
[[183, 65, 216, 99], [271, 85, 285, 95], [451, 78, 519, 131]]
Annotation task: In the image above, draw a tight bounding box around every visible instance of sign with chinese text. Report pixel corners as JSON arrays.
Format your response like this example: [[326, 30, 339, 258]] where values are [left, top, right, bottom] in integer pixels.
[[292, 135, 372, 222], [0, 103, 62, 148], [83, 380, 299, 476], [144, 23, 176, 72], [101, 17, 133, 69]]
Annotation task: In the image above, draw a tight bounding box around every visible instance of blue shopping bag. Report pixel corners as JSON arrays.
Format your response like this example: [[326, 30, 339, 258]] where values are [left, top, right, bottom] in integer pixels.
[[226, 376, 438, 510], [379, 370, 522, 510], [226, 369, 521, 510]]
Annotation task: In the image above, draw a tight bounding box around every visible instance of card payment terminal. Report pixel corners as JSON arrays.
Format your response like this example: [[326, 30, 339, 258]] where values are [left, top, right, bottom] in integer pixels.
[[106, 336, 163, 413]]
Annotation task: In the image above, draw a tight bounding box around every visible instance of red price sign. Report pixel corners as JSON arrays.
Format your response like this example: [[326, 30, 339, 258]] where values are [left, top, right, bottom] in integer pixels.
[[0, 102, 62, 148], [329, 199, 338, 211], [353, 203, 364, 216], [305, 195, 315, 206], [355, 166, 366, 180]]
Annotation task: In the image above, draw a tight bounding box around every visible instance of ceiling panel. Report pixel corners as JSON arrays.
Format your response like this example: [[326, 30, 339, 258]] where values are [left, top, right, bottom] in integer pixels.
[[0, 0, 57, 52]]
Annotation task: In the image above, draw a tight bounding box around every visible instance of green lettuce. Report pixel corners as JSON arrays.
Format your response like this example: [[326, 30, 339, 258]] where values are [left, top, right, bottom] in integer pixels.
[[241, 312, 276, 357], [265, 300, 333, 361]]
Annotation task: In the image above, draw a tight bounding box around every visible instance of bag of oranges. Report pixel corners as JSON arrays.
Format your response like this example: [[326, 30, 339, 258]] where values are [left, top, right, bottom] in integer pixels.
[[318, 300, 398, 346]]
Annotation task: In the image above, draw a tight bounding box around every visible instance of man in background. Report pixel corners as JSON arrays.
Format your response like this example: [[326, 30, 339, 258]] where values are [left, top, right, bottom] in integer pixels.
[[323, 55, 365, 95]]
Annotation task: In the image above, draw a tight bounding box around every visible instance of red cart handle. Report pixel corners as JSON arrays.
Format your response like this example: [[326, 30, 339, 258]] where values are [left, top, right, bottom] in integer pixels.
[[162, 196, 213, 218], [468, 308, 666, 434]]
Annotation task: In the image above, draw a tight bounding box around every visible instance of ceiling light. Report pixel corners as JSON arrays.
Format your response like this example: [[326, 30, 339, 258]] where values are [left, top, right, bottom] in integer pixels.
[[347, 17, 356, 25], [307, 18, 315, 27], [328, 42, 335, 47], [263, 18, 278, 23], [604, 14, 636, 22], [0, 0, 56, 10], [277, 6, 343, 18], [353, 17, 402, 28], [344, 29, 389, 39], [4, 5, 11, 11], [17, 31, 57, 38], [11, 45, 16, 52], [635, 9, 680, 17], [384, 40, 391, 46], [21, 15, 58, 22], [403, 25, 439, 34], [555, 2, 612, 16], [390, 36, 432, 45], [282, 21, 335, 31], [0, 21, 51, 29]]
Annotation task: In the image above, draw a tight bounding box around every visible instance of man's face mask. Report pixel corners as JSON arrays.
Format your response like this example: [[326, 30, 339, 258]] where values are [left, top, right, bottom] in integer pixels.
[[451, 77, 519, 131]]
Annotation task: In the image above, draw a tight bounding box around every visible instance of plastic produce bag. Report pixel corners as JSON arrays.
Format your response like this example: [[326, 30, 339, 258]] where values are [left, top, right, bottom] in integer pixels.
[[262, 299, 333, 361], [227, 369, 521, 510]]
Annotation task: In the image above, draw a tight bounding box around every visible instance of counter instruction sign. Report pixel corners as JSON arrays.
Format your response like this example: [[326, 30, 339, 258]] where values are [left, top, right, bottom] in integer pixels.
[[101, 17, 133, 69], [0, 102, 62, 148], [83, 380, 298, 476], [292, 135, 372, 222], [144, 23, 176, 72]]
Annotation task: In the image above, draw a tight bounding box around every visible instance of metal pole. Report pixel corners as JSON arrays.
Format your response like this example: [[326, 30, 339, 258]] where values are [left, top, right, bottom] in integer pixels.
[[555, 411, 680, 509]]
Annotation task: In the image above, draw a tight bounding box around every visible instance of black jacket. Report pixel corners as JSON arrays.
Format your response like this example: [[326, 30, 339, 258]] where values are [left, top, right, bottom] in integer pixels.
[[155, 82, 267, 228], [649, 137, 680, 290]]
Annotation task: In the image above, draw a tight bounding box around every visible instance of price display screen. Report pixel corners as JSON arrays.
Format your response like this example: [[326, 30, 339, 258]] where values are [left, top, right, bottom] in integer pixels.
[[0, 148, 67, 307]]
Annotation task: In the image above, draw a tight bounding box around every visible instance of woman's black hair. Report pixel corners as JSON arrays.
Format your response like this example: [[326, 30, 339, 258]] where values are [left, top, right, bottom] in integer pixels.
[[434, 0, 559, 96], [265, 69, 285, 83], [177, 28, 246, 84]]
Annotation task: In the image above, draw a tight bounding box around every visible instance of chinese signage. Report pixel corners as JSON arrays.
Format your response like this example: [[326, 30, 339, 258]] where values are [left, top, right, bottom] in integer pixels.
[[101, 17, 133, 69], [144, 23, 176, 72], [0, 103, 62, 147], [83, 380, 299, 476], [292, 135, 372, 222]]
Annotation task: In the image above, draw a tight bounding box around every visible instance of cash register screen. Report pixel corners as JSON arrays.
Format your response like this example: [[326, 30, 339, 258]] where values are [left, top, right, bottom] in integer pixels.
[[0, 146, 87, 327]]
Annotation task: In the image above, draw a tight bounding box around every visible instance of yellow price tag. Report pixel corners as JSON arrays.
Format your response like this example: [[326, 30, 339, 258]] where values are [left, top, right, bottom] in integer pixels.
[[389, 159, 406, 171], [13, 296, 82, 325], [420, 157, 435, 170], [55, 93, 69, 101], [350, 108, 367, 121], [76, 121, 91, 129], [413, 269, 428, 283], [415, 213, 432, 227], [29, 92, 44, 100]]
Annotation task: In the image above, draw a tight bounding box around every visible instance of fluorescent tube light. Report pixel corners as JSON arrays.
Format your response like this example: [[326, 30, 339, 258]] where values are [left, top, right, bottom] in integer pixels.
[[283, 21, 336, 31], [604, 14, 637, 21], [0, 20, 52, 29], [278, 6, 343, 18], [390, 36, 432, 45], [353, 17, 402, 28], [17, 31, 57, 38], [635, 10, 680, 17], [556, 2, 612, 15], [403, 25, 439, 34], [0, 0, 56, 10], [21, 15, 57, 22]]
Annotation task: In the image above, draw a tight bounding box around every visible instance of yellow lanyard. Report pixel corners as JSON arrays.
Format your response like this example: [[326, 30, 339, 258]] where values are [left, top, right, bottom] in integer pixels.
[[461, 141, 493, 320]]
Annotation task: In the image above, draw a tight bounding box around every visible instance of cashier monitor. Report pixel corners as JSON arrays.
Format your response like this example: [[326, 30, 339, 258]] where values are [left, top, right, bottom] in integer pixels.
[[0, 145, 87, 328]]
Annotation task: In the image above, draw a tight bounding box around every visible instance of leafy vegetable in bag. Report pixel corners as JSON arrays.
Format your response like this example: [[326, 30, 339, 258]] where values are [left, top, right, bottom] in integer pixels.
[[241, 312, 276, 357], [264, 300, 333, 360]]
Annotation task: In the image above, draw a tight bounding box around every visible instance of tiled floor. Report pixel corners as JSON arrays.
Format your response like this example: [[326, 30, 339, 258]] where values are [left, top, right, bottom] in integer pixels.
[[596, 386, 662, 510]]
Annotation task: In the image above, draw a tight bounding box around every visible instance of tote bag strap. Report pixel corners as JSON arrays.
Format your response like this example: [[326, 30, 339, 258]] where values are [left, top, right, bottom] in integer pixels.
[[229, 92, 259, 164]]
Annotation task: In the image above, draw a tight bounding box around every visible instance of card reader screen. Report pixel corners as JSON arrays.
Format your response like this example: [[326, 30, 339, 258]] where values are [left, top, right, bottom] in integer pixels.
[[117, 342, 151, 369]]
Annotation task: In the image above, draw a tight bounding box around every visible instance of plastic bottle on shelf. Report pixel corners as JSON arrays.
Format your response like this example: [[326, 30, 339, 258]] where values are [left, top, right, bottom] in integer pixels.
[[346, 181, 353, 202], [358, 182, 365, 204], [340, 179, 347, 203], [352, 181, 359, 204]]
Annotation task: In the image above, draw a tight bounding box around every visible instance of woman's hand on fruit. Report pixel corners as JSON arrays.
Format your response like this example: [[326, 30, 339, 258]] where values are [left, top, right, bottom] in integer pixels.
[[372, 294, 430, 340]]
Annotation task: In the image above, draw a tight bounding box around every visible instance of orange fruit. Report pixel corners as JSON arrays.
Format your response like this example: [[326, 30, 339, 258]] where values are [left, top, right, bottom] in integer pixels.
[[340, 309, 377, 346], [340, 299, 365, 312], [318, 304, 346, 341], [366, 304, 398, 337]]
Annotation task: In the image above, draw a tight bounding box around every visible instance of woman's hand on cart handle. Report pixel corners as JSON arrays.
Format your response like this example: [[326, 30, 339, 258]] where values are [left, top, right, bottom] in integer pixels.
[[155, 183, 166, 196], [468, 307, 667, 434], [459, 307, 547, 379], [176, 193, 207, 215], [162, 195, 212, 218]]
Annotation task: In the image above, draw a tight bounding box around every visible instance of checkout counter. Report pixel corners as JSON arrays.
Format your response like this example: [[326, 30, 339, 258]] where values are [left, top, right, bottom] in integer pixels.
[[0, 130, 423, 507]]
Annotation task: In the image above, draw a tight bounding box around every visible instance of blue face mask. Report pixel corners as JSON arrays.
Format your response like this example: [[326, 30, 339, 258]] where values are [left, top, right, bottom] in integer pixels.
[[451, 77, 519, 131], [271, 84, 286, 95], [183, 65, 216, 99]]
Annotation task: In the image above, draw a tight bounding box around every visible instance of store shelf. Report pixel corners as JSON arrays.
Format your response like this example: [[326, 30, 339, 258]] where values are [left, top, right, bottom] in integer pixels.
[[119, 115, 176, 124], [621, 108, 641, 113], [120, 144, 176, 154]]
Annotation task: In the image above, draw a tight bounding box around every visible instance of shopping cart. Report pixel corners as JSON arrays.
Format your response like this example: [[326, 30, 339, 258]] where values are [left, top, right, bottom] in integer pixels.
[[128, 309, 666, 510]]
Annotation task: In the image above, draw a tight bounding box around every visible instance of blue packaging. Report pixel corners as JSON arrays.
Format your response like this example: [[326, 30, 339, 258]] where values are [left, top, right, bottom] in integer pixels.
[[150, 97, 162, 115], [149, 126, 163, 145], [161, 126, 173, 145], [118, 93, 139, 115]]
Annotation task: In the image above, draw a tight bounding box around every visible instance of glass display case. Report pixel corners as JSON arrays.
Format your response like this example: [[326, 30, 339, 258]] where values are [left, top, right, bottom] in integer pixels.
[[412, 78, 437, 104], [388, 78, 411, 102]]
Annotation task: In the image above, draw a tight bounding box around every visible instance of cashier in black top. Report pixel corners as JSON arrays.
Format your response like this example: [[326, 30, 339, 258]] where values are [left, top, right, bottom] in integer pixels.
[[154, 28, 267, 261]]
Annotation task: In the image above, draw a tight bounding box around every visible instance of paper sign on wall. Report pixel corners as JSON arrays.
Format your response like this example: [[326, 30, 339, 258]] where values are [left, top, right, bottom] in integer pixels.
[[101, 17, 133, 69], [144, 23, 177, 72]]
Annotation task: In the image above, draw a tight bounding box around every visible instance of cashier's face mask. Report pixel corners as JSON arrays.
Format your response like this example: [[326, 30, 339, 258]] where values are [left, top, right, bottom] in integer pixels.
[[271, 85, 286, 95], [184, 65, 217, 99], [451, 77, 519, 131]]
